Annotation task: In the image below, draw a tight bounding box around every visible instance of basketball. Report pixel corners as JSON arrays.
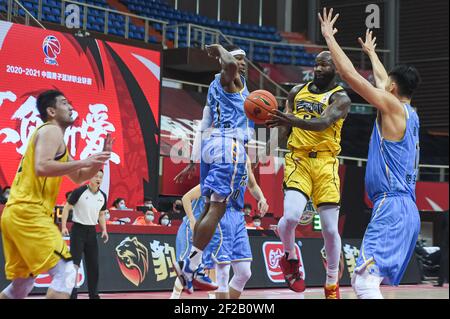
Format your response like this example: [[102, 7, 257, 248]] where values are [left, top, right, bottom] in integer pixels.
[[244, 90, 278, 124]]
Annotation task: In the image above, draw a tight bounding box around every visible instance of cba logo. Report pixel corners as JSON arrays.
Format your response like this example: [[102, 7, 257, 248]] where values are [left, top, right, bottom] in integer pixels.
[[115, 237, 149, 287], [42, 35, 61, 65], [262, 241, 305, 283]]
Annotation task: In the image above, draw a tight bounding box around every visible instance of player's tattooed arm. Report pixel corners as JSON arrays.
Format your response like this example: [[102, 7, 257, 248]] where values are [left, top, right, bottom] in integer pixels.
[[266, 91, 351, 131], [264, 85, 301, 156]]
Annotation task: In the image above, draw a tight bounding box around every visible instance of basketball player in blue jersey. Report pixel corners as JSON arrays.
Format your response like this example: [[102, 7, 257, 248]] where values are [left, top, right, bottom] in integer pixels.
[[172, 157, 268, 299], [173, 44, 254, 293], [318, 9, 421, 298]]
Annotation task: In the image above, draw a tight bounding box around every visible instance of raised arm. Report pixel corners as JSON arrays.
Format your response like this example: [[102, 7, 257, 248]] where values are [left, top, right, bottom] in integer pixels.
[[318, 8, 403, 115], [266, 90, 351, 131], [205, 44, 241, 88], [358, 29, 389, 89]]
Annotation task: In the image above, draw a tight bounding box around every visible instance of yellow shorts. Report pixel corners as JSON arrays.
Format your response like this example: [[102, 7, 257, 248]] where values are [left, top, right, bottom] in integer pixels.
[[283, 151, 340, 208], [1, 204, 71, 280]]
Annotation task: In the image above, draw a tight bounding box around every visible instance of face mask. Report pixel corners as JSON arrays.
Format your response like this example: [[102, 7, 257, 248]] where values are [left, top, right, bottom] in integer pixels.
[[254, 221, 261, 227], [3, 191, 9, 199], [105, 213, 110, 220], [161, 219, 169, 226], [146, 215, 154, 222], [119, 203, 126, 210], [175, 204, 183, 211]]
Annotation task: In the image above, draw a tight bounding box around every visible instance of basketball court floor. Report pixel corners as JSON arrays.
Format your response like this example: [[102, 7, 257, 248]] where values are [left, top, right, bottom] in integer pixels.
[[29, 283, 448, 299]]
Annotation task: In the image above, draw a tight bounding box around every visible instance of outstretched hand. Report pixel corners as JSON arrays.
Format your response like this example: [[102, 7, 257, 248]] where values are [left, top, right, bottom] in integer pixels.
[[265, 109, 296, 128], [358, 29, 377, 56], [318, 7, 340, 39]]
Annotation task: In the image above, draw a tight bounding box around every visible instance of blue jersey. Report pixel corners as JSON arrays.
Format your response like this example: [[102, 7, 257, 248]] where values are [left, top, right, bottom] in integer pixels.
[[182, 197, 206, 223], [228, 167, 249, 211], [206, 73, 253, 143], [365, 104, 420, 201]]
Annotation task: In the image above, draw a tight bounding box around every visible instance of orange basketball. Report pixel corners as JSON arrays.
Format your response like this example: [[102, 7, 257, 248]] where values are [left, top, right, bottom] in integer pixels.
[[244, 90, 278, 124]]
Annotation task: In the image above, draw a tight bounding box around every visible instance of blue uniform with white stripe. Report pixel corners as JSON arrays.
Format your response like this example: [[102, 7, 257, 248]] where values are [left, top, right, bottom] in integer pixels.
[[356, 104, 421, 285], [200, 73, 253, 200], [176, 178, 252, 269], [203, 170, 252, 268], [175, 197, 205, 262]]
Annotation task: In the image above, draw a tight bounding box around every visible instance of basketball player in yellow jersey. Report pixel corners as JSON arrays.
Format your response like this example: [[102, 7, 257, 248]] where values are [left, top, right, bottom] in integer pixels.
[[0, 90, 112, 299], [266, 51, 351, 299]]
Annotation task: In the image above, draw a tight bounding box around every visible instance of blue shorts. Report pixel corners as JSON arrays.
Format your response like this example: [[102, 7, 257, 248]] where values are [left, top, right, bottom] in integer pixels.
[[203, 207, 252, 269], [200, 135, 247, 199], [355, 194, 420, 285], [175, 217, 213, 268]]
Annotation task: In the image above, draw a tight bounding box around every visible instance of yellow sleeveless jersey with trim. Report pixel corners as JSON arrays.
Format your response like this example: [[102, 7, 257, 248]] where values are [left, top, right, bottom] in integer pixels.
[[287, 82, 345, 155], [6, 122, 68, 216]]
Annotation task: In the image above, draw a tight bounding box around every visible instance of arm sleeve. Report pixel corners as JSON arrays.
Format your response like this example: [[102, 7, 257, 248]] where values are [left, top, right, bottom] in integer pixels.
[[68, 185, 87, 205], [100, 191, 108, 211], [191, 105, 213, 163]]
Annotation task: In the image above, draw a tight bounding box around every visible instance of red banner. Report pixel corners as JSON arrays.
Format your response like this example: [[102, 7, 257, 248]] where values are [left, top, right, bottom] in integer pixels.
[[0, 22, 161, 207]]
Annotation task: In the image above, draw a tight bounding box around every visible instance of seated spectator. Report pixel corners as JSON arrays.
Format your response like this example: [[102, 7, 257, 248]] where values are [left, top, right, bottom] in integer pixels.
[[246, 215, 264, 230], [104, 209, 114, 225], [133, 210, 160, 226], [110, 197, 131, 210], [242, 203, 252, 217], [168, 199, 184, 220], [159, 212, 172, 227], [143, 197, 159, 214]]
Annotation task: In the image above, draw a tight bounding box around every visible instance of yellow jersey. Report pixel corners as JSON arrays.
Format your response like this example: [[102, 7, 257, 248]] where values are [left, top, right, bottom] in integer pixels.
[[287, 82, 346, 155], [6, 122, 68, 216]]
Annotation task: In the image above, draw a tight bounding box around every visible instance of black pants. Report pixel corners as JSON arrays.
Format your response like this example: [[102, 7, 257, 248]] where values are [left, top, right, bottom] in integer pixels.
[[70, 222, 100, 299]]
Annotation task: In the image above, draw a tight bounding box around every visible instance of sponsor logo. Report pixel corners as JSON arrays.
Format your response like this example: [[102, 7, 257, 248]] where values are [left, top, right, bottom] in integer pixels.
[[262, 241, 305, 283], [42, 35, 61, 65], [115, 236, 149, 286]]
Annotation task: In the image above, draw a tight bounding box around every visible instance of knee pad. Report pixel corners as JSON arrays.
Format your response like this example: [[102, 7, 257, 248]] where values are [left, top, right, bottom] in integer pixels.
[[229, 262, 251, 292], [215, 263, 230, 293], [2, 277, 35, 299], [48, 260, 77, 295], [351, 270, 383, 299]]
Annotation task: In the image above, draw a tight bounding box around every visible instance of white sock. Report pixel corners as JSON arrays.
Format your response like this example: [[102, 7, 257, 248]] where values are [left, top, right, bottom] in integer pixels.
[[278, 190, 308, 261], [170, 278, 183, 298], [318, 205, 341, 286], [326, 270, 339, 286], [189, 246, 203, 270]]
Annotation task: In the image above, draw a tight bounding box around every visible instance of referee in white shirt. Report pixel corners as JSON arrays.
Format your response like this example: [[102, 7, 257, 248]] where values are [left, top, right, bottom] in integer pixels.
[[61, 170, 109, 299]]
